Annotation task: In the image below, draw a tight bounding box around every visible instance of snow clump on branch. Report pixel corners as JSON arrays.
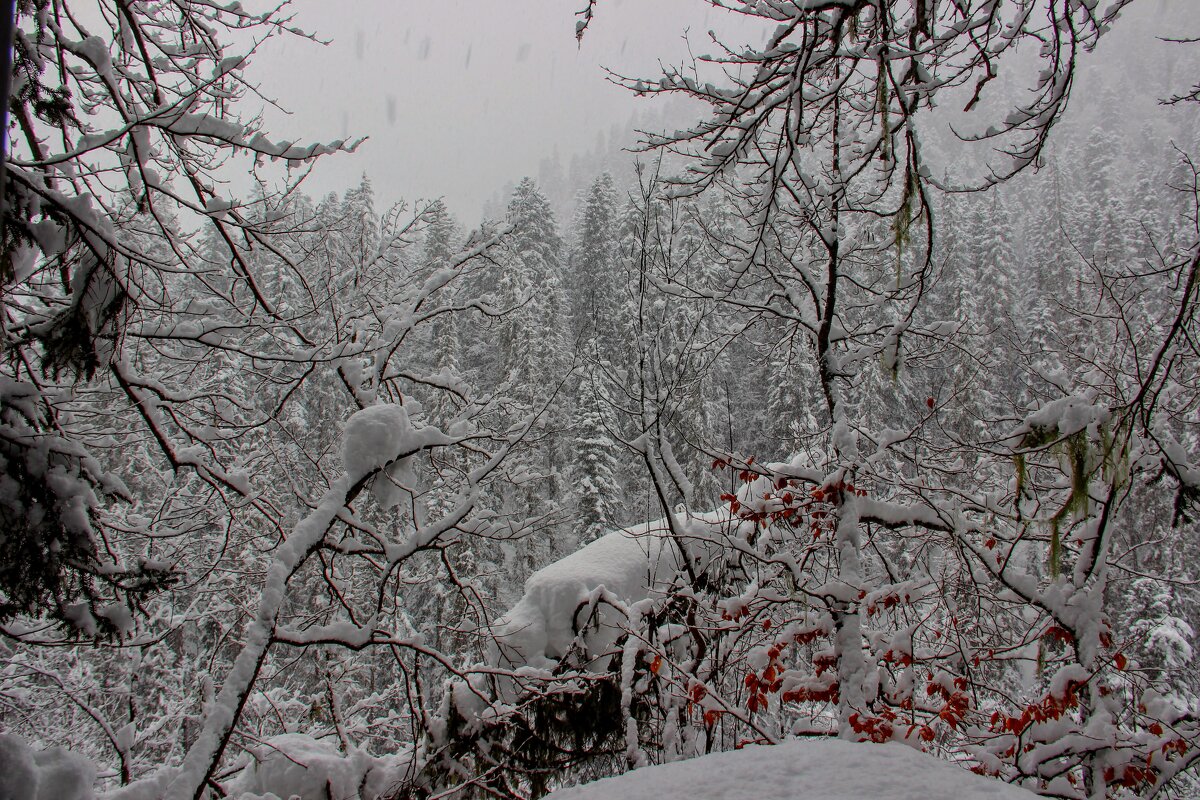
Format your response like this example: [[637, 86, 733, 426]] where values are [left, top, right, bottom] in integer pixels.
[[341, 403, 448, 508]]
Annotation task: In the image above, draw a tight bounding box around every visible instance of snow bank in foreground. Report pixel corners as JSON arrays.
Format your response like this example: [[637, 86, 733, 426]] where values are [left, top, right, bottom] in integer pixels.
[[0, 734, 96, 800], [229, 733, 411, 800], [544, 739, 1036, 800], [492, 518, 680, 670]]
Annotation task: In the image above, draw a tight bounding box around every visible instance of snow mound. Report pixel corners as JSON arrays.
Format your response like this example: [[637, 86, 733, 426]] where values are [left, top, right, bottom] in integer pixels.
[[544, 739, 1036, 800], [0, 735, 39, 800], [0, 734, 96, 800], [493, 518, 680, 670], [342, 403, 417, 482], [492, 508, 738, 674], [230, 734, 410, 800]]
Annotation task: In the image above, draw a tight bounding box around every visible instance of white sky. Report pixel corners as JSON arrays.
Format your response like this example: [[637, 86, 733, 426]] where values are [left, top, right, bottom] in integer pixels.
[[242, 2, 1200, 223], [249, 1, 753, 222]]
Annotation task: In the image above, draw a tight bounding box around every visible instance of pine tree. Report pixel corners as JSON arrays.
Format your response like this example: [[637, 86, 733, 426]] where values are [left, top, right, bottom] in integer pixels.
[[501, 178, 569, 404], [499, 178, 573, 575], [764, 325, 822, 456], [423, 199, 466, 387], [571, 371, 620, 544], [568, 173, 623, 360]]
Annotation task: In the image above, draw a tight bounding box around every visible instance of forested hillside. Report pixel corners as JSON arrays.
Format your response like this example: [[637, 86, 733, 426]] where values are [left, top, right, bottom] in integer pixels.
[[1, 1, 1200, 799]]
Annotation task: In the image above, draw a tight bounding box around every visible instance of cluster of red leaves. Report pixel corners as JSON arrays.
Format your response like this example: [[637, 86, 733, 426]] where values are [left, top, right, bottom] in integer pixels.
[[711, 455, 763, 487], [927, 676, 971, 731], [848, 709, 936, 744], [1042, 625, 1074, 646], [744, 659, 783, 712], [1093, 728, 1195, 790], [781, 682, 840, 706], [719, 602, 752, 623], [713, 457, 867, 537], [742, 631, 842, 712], [988, 680, 1083, 737], [718, 482, 822, 531], [1097, 731, 1191, 791], [1103, 764, 1157, 791], [881, 648, 914, 667], [1156, 730, 1187, 754], [977, 676, 1193, 792], [867, 591, 913, 616], [812, 652, 838, 676], [814, 480, 868, 501], [848, 712, 894, 743], [684, 681, 722, 726]]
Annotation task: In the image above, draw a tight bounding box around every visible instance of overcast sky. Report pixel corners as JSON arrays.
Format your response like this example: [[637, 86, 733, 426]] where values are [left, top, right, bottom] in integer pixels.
[[244, 2, 1200, 224], [249, 1, 751, 222]]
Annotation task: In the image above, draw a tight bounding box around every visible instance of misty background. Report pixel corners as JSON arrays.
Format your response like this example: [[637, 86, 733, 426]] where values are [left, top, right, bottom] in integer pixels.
[[7, 1, 1200, 798], [250, 1, 759, 222], [246, 1, 1198, 225]]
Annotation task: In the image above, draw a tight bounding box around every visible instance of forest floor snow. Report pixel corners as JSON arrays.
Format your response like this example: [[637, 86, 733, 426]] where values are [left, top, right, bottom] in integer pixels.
[[543, 738, 1037, 800]]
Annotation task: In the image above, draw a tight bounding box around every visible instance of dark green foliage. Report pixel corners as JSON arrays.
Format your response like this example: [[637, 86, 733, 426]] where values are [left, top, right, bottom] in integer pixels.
[[1018, 424, 1099, 577], [0, 173, 68, 283], [10, 0, 79, 134], [572, 374, 619, 544], [1169, 475, 1200, 528], [410, 675, 625, 800], [0, 391, 174, 637], [2, 183, 128, 382], [38, 250, 129, 381]]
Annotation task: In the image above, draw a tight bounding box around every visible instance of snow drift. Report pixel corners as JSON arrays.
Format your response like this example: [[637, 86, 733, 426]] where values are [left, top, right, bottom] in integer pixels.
[[491, 512, 727, 671], [229, 733, 410, 800], [0, 734, 96, 800], [543, 739, 1037, 800]]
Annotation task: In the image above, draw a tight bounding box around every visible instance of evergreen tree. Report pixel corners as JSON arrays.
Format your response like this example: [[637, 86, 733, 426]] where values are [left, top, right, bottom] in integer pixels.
[[501, 178, 569, 404], [499, 178, 573, 575], [571, 370, 621, 544], [568, 172, 623, 360], [423, 199, 466, 386]]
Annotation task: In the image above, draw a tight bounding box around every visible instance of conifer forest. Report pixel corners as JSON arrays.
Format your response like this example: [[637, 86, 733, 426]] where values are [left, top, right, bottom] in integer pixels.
[[4, 1, 1200, 798]]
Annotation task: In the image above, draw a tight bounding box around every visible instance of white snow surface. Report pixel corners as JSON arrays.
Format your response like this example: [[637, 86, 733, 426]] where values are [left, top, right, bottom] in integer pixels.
[[0, 734, 96, 800], [543, 739, 1037, 800], [493, 518, 683, 670], [230, 733, 409, 800]]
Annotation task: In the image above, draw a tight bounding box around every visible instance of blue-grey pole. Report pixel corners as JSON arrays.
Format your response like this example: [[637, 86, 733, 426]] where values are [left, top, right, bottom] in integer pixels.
[[0, 0, 15, 231]]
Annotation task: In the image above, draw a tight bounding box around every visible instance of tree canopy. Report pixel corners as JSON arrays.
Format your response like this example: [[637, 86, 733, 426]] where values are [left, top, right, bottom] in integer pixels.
[[2, 2, 1200, 799]]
